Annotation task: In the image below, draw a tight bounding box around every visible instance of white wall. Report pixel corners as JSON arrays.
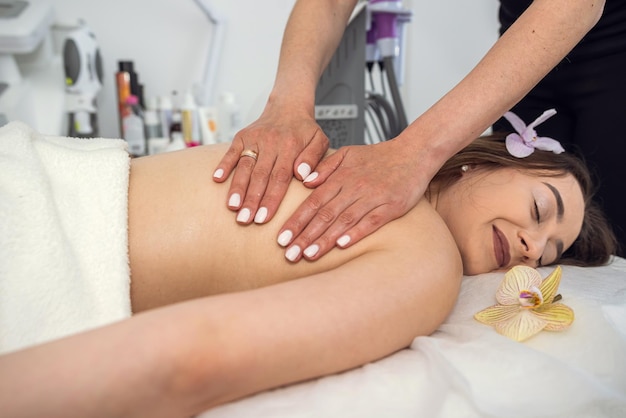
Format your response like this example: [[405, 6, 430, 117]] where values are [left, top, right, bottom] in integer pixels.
[[404, 0, 500, 120], [45, 0, 499, 139]]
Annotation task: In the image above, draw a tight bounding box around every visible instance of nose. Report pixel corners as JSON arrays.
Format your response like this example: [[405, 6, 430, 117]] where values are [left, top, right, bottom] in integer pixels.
[[518, 230, 546, 265]]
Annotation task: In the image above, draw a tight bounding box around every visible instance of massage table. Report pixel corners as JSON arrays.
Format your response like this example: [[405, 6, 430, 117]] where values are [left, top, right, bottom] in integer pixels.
[[201, 260, 626, 417]]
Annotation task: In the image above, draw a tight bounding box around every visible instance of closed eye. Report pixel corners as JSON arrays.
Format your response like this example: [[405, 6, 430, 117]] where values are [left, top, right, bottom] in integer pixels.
[[534, 200, 541, 224]]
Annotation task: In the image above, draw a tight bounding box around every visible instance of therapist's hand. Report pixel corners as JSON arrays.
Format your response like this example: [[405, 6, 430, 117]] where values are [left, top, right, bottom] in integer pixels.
[[277, 138, 426, 262], [212, 105, 329, 225]]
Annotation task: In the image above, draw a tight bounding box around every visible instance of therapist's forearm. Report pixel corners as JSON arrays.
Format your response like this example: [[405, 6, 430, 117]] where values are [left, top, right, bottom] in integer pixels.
[[268, 0, 359, 112], [395, 0, 604, 181]]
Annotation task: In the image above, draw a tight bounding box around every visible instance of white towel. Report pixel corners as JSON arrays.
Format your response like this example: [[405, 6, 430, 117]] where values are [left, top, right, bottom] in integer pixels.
[[0, 121, 132, 354]]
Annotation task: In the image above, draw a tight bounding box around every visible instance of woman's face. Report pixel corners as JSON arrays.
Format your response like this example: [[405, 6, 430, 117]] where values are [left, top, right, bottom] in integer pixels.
[[436, 167, 585, 275]]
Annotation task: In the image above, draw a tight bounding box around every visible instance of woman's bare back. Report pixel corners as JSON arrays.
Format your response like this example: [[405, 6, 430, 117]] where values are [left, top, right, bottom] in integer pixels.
[[128, 144, 461, 312]]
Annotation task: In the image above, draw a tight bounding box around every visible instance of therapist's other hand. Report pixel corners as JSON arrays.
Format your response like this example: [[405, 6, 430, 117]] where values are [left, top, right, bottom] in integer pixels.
[[212, 106, 329, 225], [278, 139, 425, 262]]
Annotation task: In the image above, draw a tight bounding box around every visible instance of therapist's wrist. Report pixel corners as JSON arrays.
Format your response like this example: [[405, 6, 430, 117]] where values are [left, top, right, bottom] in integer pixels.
[[265, 89, 316, 119], [391, 129, 451, 185]]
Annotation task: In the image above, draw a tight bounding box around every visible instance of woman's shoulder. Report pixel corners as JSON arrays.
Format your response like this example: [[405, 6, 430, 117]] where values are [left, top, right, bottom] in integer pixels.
[[367, 199, 462, 270]]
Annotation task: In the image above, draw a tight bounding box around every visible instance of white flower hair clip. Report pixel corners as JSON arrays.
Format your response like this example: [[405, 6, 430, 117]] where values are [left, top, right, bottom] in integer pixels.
[[503, 109, 565, 158]]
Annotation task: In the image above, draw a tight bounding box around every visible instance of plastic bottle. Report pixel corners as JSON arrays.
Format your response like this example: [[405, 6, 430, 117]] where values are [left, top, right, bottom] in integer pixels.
[[165, 111, 186, 152], [144, 109, 169, 155], [169, 111, 183, 140], [146, 96, 159, 112], [217, 92, 242, 143], [198, 106, 218, 145], [123, 95, 146, 157], [181, 91, 201, 146], [115, 62, 132, 137], [144, 109, 162, 138], [158, 95, 173, 142]]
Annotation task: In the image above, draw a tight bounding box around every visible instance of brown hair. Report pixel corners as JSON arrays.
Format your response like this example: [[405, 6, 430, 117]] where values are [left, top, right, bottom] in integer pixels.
[[431, 133, 617, 267]]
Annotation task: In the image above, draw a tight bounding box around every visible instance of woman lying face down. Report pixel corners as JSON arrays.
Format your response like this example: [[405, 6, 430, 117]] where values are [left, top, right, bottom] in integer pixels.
[[0, 132, 615, 417], [128, 134, 614, 312]]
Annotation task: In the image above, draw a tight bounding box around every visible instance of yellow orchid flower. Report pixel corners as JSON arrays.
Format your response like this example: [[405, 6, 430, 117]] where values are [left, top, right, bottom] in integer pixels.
[[474, 265, 574, 342]]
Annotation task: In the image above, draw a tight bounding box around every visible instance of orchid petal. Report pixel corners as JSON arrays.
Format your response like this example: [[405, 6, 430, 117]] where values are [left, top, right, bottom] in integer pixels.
[[520, 129, 538, 144], [474, 304, 521, 325], [527, 108, 557, 130], [538, 266, 562, 303], [475, 265, 574, 342], [534, 303, 575, 331], [533, 137, 565, 154], [494, 310, 547, 342], [502, 109, 564, 158], [503, 111, 527, 134], [506, 134, 535, 158], [496, 266, 543, 305]]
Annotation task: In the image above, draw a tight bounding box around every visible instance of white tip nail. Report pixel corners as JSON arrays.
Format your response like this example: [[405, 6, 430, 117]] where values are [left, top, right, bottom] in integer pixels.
[[213, 168, 224, 179], [297, 163, 311, 179], [336, 235, 351, 247], [228, 193, 241, 208], [285, 245, 301, 262], [303, 172, 319, 183], [277, 230, 293, 247], [237, 208, 251, 223], [304, 244, 320, 258], [254, 207, 268, 223]]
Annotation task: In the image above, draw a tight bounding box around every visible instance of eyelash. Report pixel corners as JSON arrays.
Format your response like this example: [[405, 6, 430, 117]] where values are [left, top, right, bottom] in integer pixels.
[[533, 200, 544, 267], [534, 200, 541, 224]]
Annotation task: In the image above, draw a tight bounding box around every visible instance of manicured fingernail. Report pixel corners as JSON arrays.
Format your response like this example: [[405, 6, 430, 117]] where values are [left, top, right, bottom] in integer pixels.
[[297, 163, 311, 179], [228, 193, 241, 208], [213, 168, 224, 179], [237, 208, 251, 223], [303, 172, 319, 183], [277, 230, 293, 247], [304, 244, 320, 258], [285, 245, 301, 262], [254, 207, 268, 223], [336, 235, 351, 247]]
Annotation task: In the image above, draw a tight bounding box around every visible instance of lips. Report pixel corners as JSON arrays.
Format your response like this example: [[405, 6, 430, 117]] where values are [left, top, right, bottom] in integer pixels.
[[493, 226, 511, 268]]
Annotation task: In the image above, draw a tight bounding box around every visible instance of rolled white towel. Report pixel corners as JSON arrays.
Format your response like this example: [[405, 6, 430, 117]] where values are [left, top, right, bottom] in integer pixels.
[[0, 121, 132, 354]]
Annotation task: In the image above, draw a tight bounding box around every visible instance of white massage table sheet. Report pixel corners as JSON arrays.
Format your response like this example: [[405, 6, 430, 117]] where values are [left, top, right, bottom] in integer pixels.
[[201, 258, 626, 417]]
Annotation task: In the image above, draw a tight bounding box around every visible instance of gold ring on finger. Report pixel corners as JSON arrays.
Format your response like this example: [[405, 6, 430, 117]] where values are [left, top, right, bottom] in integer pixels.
[[240, 149, 258, 161]]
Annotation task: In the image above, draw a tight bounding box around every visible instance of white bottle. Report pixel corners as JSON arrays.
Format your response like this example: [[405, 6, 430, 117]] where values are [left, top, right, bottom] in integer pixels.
[[181, 91, 201, 146], [123, 95, 146, 157], [165, 111, 185, 152], [165, 112, 186, 152], [198, 106, 218, 145], [123, 113, 146, 156], [144, 109, 163, 139], [144, 109, 169, 155], [158, 95, 173, 142], [217, 92, 242, 143]]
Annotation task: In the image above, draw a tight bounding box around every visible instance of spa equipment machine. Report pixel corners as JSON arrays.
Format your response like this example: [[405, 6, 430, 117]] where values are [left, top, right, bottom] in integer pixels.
[[0, 0, 61, 132], [315, 0, 412, 148], [62, 21, 103, 137]]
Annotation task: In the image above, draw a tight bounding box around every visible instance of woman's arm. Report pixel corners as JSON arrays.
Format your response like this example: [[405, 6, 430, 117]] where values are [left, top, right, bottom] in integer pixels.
[[276, 0, 605, 261], [0, 206, 461, 417], [212, 0, 359, 222], [214, 0, 603, 263]]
